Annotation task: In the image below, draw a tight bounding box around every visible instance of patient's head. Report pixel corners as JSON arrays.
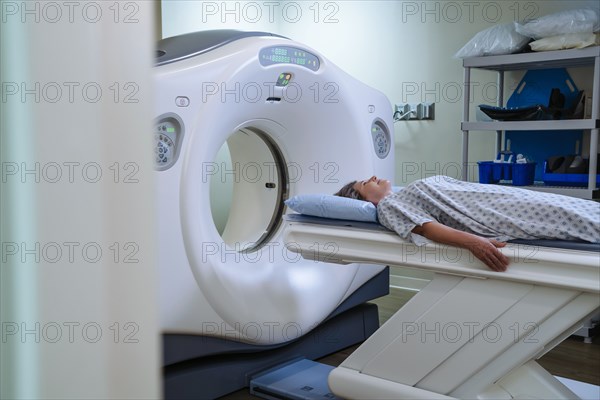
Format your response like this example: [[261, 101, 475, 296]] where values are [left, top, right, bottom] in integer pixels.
[[335, 176, 392, 206], [334, 180, 362, 200]]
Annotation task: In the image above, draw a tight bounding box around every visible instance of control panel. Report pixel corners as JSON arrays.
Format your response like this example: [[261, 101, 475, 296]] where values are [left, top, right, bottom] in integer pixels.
[[154, 113, 185, 171], [371, 120, 391, 159], [259, 46, 320, 71]]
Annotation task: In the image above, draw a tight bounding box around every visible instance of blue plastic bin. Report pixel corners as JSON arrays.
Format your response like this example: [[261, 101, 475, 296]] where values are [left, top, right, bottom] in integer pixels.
[[512, 163, 537, 186], [478, 161, 511, 184], [502, 163, 513, 180], [478, 161, 498, 184], [542, 161, 600, 187]]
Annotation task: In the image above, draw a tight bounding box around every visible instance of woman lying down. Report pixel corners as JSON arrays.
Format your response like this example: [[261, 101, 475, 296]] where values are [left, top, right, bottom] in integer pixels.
[[335, 175, 600, 272]]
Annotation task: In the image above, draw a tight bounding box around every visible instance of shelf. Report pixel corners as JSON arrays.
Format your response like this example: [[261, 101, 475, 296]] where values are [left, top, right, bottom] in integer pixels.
[[460, 45, 599, 197], [462, 119, 600, 132], [494, 183, 599, 200], [463, 46, 600, 71]]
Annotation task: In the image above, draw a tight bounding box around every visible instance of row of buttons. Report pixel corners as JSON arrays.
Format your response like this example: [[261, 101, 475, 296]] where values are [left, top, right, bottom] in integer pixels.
[[155, 133, 174, 166], [156, 141, 170, 164]]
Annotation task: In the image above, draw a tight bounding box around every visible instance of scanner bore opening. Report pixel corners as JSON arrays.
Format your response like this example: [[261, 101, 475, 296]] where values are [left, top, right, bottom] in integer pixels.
[[210, 128, 288, 252]]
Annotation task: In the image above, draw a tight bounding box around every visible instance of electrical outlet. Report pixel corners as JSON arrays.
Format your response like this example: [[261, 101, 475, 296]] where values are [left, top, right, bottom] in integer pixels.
[[394, 103, 414, 120], [395, 103, 411, 114], [416, 102, 435, 120], [394, 103, 435, 121]]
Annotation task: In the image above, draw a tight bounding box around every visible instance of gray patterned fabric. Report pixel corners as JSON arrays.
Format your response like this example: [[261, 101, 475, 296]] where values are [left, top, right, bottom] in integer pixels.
[[377, 176, 600, 246]]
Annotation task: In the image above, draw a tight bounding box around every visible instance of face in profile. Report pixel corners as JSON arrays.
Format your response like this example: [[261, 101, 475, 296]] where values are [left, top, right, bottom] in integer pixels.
[[353, 176, 392, 205]]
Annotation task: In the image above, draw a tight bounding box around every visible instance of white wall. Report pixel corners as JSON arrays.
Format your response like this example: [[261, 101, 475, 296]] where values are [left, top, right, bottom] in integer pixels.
[[162, 0, 599, 185]]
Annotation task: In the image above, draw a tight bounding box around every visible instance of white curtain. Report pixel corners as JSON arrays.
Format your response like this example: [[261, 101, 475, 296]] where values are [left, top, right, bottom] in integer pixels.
[[1, 2, 160, 398]]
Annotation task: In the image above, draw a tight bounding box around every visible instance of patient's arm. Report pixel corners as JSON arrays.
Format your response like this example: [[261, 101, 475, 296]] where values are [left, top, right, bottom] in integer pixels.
[[411, 222, 509, 272]]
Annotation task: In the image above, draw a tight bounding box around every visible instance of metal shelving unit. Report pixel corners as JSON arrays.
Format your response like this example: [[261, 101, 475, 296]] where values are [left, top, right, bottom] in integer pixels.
[[461, 46, 600, 199]]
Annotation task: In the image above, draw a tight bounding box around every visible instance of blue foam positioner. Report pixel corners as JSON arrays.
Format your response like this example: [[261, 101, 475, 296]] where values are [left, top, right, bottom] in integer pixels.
[[506, 68, 583, 181]]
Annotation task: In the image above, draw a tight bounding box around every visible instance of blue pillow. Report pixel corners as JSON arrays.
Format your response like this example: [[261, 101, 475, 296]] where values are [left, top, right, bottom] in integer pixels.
[[284, 194, 378, 222]]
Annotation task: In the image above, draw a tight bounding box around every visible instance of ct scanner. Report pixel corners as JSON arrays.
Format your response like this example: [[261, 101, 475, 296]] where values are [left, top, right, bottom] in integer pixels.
[[154, 30, 395, 398]]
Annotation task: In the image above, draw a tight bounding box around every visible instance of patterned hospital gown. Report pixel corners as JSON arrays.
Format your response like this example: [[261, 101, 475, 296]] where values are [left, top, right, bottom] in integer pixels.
[[377, 176, 600, 245]]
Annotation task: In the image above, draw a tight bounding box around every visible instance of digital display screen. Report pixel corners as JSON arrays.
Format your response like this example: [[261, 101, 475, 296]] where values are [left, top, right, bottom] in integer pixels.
[[259, 46, 320, 71]]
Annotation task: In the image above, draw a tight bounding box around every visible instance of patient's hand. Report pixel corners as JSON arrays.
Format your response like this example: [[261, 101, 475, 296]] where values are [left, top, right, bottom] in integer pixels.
[[466, 237, 509, 272], [415, 222, 510, 272]]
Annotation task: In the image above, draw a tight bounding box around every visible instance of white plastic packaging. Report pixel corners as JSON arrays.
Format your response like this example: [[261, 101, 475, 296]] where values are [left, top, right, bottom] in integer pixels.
[[515, 8, 600, 40], [529, 32, 600, 52], [454, 23, 530, 58]]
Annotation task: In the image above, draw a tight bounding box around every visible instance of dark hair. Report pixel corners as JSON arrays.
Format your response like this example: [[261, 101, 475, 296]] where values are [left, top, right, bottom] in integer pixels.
[[334, 181, 363, 200]]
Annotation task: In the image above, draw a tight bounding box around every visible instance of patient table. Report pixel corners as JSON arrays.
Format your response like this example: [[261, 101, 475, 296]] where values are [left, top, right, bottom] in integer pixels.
[[283, 214, 600, 400]]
